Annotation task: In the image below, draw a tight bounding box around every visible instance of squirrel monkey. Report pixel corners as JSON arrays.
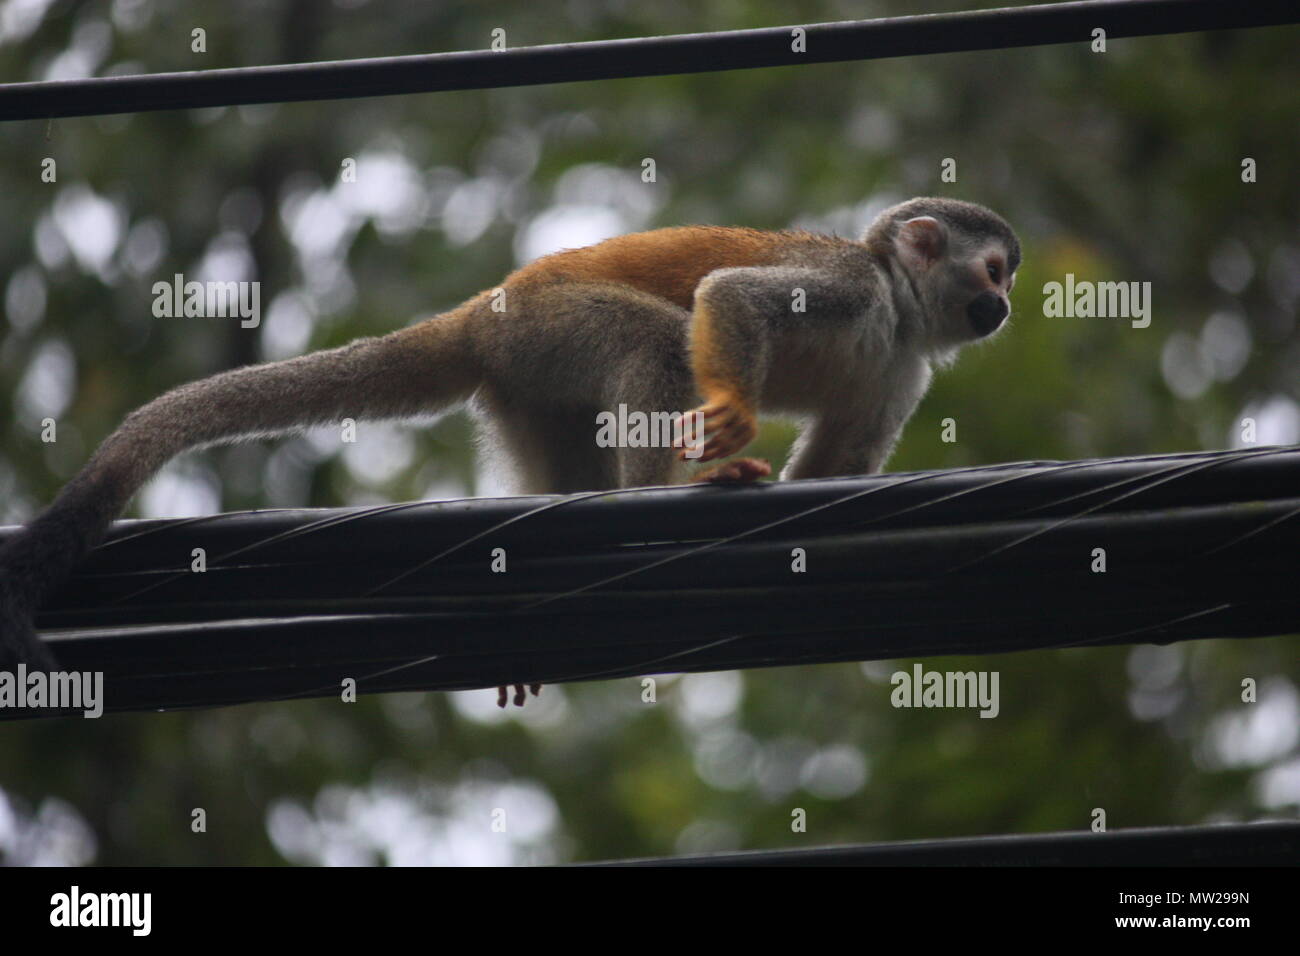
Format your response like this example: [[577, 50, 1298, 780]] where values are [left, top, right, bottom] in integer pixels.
[[0, 197, 1019, 705]]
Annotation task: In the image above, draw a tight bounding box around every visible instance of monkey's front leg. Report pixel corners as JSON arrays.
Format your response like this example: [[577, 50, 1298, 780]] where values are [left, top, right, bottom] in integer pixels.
[[679, 272, 773, 466]]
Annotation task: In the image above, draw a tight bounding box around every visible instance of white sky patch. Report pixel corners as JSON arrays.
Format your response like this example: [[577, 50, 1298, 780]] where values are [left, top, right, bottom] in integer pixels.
[[334, 151, 430, 237], [41, 17, 111, 81], [676, 671, 742, 729], [0, 458, 34, 522], [266, 778, 558, 866], [190, 106, 227, 126], [421, 474, 472, 503], [1207, 238, 1255, 295], [121, 217, 168, 279], [756, 735, 818, 801], [260, 291, 315, 361], [552, 163, 660, 220], [4, 264, 46, 333], [514, 163, 664, 263], [457, 781, 557, 843], [15, 338, 74, 422], [801, 744, 870, 799], [109, 0, 152, 33], [1160, 331, 1212, 400], [794, 194, 897, 239], [0, 0, 57, 46], [1126, 644, 1185, 722], [303, 261, 356, 317], [1256, 757, 1300, 810], [262, 438, 326, 507], [195, 231, 255, 285], [859, 659, 897, 683], [692, 727, 757, 790], [303, 428, 346, 459], [51, 185, 125, 279], [283, 186, 354, 262], [280, 177, 365, 316], [442, 177, 503, 248], [475, 128, 542, 181], [1200, 310, 1251, 382], [1232, 395, 1300, 447], [1203, 678, 1299, 770], [0, 789, 96, 866], [515, 205, 628, 263], [675, 819, 742, 856], [846, 104, 900, 151], [34, 212, 69, 270], [341, 422, 415, 486], [139, 459, 221, 518]]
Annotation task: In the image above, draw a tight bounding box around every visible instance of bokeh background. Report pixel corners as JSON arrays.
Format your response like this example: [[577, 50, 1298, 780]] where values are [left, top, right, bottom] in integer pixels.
[[0, 0, 1297, 865]]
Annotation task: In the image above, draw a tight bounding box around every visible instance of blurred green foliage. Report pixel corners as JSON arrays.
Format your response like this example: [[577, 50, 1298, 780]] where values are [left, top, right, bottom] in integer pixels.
[[0, 0, 1296, 864]]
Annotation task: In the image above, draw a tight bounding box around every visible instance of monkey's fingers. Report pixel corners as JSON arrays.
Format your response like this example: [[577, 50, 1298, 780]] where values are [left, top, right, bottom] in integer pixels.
[[678, 400, 757, 461], [696, 414, 758, 462], [669, 412, 696, 449], [672, 406, 707, 456], [698, 401, 737, 420], [497, 683, 543, 707], [697, 458, 771, 484], [670, 405, 725, 451]]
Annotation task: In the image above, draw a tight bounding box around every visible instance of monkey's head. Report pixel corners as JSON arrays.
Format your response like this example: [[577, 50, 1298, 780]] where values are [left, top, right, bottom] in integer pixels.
[[865, 197, 1021, 350]]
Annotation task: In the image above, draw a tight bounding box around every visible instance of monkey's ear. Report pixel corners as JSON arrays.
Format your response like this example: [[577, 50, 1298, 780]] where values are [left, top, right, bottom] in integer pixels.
[[896, 216, 947, 267]]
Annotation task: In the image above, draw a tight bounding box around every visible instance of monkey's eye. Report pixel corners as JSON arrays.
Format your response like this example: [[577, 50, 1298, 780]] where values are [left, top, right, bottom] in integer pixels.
[[986, 263, 1001, 284]]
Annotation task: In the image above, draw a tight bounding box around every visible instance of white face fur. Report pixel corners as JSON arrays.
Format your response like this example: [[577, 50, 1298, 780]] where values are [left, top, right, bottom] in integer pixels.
[[956, 239, 1015, 340], [895, 217, 1016, 348]]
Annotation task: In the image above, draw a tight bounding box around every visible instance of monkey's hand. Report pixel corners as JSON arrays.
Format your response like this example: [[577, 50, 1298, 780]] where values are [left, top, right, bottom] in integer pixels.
[[497, 683, 542, 708], [696, 458, 771, 484], [679, 392, 758, 463]]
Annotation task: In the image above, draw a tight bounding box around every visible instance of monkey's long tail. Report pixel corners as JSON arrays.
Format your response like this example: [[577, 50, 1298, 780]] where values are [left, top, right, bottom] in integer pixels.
[[0, 309, 482, 669]]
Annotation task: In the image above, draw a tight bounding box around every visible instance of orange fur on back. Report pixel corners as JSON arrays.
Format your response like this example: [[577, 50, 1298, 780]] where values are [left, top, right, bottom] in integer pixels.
[[508, 226, 787, 310]]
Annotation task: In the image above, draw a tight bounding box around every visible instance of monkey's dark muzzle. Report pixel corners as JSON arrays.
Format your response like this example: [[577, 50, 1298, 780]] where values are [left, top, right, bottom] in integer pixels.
[[967, 292, 1009, 337]]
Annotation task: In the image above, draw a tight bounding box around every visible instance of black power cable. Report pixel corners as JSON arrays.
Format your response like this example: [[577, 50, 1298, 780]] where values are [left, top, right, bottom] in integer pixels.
[[0, 0, 1296, 121], [594, 821, 1300, 866], [3, 447, 1294, 719]]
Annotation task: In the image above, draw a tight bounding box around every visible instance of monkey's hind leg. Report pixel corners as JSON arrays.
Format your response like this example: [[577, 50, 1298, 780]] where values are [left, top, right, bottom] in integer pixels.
[[473, 393, 621, 495]]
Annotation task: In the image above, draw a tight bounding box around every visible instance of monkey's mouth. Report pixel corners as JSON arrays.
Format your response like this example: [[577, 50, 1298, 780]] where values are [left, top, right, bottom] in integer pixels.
[[966, 293, 1009, 337]]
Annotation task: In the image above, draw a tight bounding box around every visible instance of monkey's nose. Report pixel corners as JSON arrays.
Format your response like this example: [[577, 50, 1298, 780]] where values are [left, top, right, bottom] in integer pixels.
[[967, 293, 1008, 336]]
